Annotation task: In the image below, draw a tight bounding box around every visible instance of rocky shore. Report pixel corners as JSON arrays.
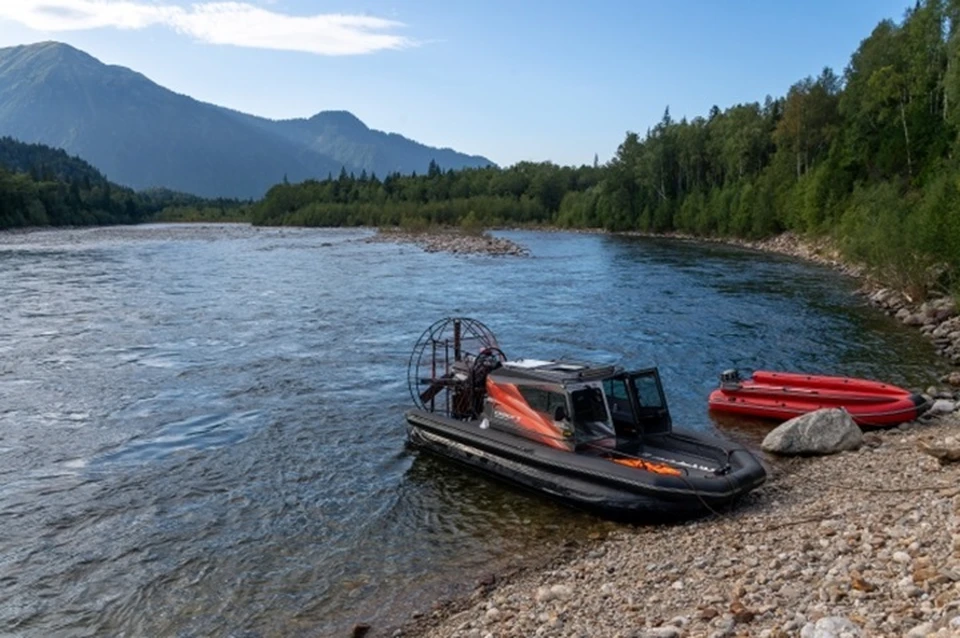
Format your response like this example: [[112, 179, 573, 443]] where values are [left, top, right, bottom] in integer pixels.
[[865, 290, 960, 370], [396, 406, 960, 638], [366, 228, 529, 256]]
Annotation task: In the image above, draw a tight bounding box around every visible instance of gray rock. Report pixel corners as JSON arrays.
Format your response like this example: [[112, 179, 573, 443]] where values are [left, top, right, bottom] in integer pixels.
[[762, 409, 862, 456], [928, 399, 957, 415], [549, 584, 572, 600], [905, 621, 934, 637], [800, 616, 862, 638], [904, 313, 926, 326]]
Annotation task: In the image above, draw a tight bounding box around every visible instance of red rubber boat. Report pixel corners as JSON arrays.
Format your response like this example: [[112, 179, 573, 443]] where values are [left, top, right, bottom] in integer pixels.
[[708, 370, 929, 428]]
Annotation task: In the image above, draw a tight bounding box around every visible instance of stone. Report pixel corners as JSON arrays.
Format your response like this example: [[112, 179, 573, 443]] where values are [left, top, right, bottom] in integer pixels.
[[549, 584, 573, 600], [535, 586, 554, 603], [918, 441, 960, 465], [709, 616, 736, 638], [762, 409, 862, 455], [800, 616, 862, 637], [644, 628, 680, 638], [699, 608, 719, 621], [944, 372, 960, 388], [906, 621, 934, 637], [850, 574, 876, 592], [928, 399, 957, 416], [904, 313, 926, 326]]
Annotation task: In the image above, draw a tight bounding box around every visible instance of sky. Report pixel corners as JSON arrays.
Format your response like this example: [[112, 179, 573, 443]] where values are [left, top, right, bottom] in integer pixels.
[[0, 0, 915, 168]]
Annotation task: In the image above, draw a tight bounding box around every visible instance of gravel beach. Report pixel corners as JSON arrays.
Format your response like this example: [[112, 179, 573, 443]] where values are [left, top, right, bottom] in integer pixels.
[[398, 409, 960, 638], [365, 228, 529, 256]]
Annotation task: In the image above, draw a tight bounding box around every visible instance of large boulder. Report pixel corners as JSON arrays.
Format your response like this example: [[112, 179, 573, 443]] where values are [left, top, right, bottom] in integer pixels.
[[762, 408, 862, 456]]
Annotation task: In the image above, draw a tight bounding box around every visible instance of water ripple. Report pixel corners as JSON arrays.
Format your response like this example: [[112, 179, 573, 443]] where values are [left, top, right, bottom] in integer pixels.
[[0, 225, 948, 636]]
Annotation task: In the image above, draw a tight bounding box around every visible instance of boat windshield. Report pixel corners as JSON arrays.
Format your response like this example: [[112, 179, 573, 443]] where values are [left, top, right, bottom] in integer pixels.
[[570, 385, 615, 441], [631, 373, 664, 409], [628, 370, 671, 434]]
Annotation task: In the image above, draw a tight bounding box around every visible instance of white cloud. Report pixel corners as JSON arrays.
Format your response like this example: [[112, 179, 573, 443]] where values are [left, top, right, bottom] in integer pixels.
[[0, 1, 415, 55]]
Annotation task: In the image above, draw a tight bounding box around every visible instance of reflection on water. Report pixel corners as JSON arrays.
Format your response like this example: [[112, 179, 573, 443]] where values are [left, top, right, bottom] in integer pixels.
[[0, 225, 948, 636]]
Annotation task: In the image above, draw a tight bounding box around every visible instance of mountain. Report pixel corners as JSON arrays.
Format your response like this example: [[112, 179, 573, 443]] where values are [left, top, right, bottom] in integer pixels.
[[231, 109, 493, 179], [0, 42, 495, 198]]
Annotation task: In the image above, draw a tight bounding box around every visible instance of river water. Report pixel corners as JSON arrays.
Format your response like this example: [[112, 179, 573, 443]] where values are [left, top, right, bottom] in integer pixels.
[[0, 225, 948, 636]]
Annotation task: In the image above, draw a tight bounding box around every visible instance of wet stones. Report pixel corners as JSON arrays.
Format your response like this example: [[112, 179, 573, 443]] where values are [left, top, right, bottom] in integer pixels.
[[368, 228, 529, 256], [869, 288, 960, 368]]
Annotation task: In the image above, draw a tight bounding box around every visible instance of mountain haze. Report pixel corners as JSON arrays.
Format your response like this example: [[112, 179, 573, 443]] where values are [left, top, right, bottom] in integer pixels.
[[0, 42, 494, 198]]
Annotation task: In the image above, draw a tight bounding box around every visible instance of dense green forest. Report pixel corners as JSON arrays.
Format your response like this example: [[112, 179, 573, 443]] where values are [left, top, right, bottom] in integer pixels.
[[253, 1, 960, 297], [0, 137, 246, 228]]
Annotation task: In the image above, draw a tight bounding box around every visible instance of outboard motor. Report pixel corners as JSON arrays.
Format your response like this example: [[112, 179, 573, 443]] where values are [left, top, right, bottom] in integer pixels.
[[719, 369, 742, 390]]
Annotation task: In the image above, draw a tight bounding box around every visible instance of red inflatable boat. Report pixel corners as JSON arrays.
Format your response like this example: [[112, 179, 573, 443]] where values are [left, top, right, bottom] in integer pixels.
[[708, 370, 929, 428]]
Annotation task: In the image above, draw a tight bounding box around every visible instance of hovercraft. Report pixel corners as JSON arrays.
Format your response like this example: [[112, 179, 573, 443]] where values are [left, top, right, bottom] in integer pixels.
[[708, 369, 929, 428], [405, 318, 766, 522]]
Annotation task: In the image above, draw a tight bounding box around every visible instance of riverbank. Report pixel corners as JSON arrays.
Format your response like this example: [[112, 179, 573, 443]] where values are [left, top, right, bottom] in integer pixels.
[[395, 408, 960, 638]]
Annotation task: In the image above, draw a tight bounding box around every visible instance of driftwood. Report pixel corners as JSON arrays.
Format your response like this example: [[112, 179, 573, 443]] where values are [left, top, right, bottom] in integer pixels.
[[918, 441, 960, 465]]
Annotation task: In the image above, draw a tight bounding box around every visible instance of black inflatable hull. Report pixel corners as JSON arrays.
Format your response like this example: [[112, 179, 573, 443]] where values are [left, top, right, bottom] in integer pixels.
[[406, 410, 766, 522]]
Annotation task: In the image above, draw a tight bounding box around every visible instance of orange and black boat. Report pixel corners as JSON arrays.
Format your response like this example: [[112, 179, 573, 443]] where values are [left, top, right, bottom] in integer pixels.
[[708, 369, 929, 428], [405, 318, 766, 521]]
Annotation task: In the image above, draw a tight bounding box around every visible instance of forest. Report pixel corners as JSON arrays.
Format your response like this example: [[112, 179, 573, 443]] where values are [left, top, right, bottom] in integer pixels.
[[0, 137, 250, 228], [251, 0, 960, 297]]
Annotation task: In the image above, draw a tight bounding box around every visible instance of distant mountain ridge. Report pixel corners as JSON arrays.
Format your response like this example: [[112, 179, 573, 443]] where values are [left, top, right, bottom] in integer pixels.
[[0, 42, 494, 198]]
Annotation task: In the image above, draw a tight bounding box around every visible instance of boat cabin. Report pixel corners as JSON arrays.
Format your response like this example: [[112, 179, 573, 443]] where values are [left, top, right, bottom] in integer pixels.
[[483, 359, 672, 451]]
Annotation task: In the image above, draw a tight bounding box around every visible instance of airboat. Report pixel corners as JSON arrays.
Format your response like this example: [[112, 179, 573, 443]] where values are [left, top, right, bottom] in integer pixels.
[[405, 318, 766, 521]]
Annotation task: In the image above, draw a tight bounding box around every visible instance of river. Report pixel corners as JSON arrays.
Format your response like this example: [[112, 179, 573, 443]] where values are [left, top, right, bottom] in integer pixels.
[[0, 225, 948, 636]]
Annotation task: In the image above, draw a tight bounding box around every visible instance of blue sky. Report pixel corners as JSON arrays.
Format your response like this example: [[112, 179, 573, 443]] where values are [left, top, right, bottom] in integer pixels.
[[0, 0, 913, 167]]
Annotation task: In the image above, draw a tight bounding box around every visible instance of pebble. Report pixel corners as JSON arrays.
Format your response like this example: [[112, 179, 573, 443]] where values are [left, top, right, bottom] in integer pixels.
[[368, 228, 529, 256], [929, 399, 958, 415], [906, 621, 934, 637], [800, 616, 861, 637]]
